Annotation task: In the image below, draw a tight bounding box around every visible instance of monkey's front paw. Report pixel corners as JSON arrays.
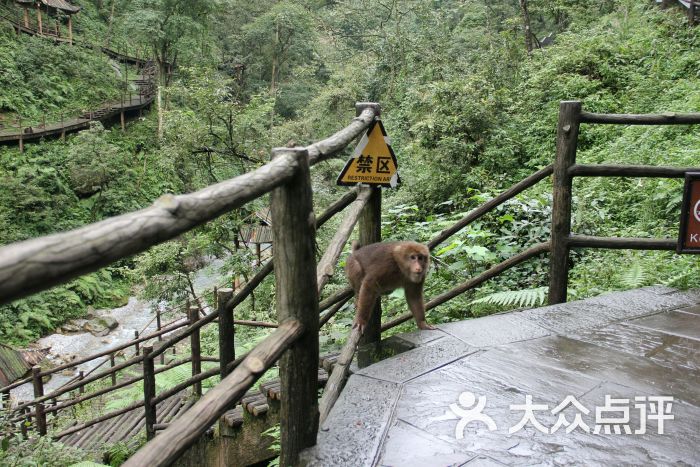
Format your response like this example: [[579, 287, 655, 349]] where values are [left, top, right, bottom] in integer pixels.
[[417, 321, 436, 331]]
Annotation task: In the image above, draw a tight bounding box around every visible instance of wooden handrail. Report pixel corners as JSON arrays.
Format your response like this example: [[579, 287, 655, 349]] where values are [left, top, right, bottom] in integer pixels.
[[0, 319, 187, 393], [123, 319, 304, 467], [318, 326, 362, 424], [0, 154, 299, 305], [580, 111, 700, 125], [568, 235, 676, 250], [307, 105, 378, 165], [316, 187, 371, 293], [427, 165, 554, 250], [569, 164, 693, 178], [381, 242, 551, 331]]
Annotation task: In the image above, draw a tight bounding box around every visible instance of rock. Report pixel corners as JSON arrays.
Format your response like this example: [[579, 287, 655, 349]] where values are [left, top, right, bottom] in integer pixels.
[[98, 316, 119, 330], [82, 316, 119, 336], [61, 323, 82, 334], [60, 368, 76, 377]]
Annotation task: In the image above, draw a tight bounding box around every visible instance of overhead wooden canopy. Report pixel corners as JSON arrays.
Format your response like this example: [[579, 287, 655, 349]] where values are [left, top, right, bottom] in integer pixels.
[[0, 343, 48, 386], [14, 0, 81, 14]]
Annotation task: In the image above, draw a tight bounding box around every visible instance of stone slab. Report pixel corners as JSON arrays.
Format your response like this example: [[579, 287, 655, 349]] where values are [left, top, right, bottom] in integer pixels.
[[502, 335, 700, 407], [520, 301, 628, 334], [579, 382, 700, 466], [356, 335, 474, 384], [437, 312, 550, 347], [378, 419, 475, 466], [391, 328, 448, 347], [628, 310, 700, 341], [584, 287, 699, 315], [570, 321, 700, 372], [394, 348, 604, 465], [302, 375, 400, 467]]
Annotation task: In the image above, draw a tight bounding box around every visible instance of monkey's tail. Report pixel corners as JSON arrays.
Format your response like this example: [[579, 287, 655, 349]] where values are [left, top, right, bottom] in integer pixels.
[[351, 240, 361, 251]]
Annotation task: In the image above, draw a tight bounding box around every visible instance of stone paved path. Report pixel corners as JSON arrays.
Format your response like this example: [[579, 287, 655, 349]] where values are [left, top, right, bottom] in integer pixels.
[[302, 286, 700, 466]]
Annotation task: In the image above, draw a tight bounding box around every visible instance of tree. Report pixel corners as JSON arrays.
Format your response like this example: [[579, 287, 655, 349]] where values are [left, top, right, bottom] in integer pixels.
[[123, 0, 218, 84]]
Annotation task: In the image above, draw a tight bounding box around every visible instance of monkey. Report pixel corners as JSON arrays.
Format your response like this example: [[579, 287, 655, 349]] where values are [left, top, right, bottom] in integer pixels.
[[345, 240, 434, 333]]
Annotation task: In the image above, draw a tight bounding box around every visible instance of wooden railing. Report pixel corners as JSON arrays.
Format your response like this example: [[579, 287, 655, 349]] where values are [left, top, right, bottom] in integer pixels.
[[2, 99, 698, 465], [0, 102, 379, 465]]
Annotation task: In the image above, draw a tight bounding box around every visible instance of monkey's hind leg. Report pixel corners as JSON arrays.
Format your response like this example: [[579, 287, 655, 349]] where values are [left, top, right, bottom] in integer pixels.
[[353, 282, 380, 334]]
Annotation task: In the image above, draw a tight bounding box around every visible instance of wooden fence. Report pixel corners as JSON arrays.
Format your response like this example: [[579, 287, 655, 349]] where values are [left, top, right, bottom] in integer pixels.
[[1, 100, 698, 465]]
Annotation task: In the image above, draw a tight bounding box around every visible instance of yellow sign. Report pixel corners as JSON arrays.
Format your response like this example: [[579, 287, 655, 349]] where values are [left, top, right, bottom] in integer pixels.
[[337, 120, 400, 187]]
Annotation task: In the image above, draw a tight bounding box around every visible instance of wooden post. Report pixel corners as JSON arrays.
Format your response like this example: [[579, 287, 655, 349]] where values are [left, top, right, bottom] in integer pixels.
[[548, 101, 581, 304], [60, 113, 65, 140], [156, 308, 164, 364], [120, 111, 125, 131], [255, 243, 261, 266], [1, 389, 9, 410], [270, 147, 319, 466], [110, 353, 116, 386], [23, 7, 29, 28], [142, 345, 156, 441], [134, 330, 140, 355], [189, 306, 202, 396], [18, 117, 23, 153], [217, 288, 235, 379], [21, 409, 29, 438], [689, 0, 696, 25], [78, 370, 84, 394], [36, 4, 42, 35], [31, 366, 47, 435], [68, 15, 73, 45], [358, 187, 382, 347]]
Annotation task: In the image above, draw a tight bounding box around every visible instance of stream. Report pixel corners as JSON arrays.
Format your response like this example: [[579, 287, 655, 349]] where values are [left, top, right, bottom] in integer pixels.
[[10, 259, 225, 403]]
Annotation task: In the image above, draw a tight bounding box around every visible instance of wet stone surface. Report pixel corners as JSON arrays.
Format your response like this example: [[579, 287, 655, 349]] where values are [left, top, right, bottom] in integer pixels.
[[303, 288, 700, 466]]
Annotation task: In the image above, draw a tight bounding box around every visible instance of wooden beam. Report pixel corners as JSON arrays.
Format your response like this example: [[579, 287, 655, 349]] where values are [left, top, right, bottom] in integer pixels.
[[31, 367, 46, 436], [270, 147, 320, 466], [316, 187, 370, 293], [0, 153, 298, 305], [427, 165, 553, 250], [189, 307, 202, 397], [306, 104, 378, 166], [142, 345, 156, 440], [580, 111, 700, 125], [123, 320, 303, 467], [568, 235, 676, 250], [569, 164, 695, 178], [318, 326, 362, 424]]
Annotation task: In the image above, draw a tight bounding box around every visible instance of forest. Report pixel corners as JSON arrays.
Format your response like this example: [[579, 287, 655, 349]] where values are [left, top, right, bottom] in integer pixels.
[[0, 0, 698, 465]]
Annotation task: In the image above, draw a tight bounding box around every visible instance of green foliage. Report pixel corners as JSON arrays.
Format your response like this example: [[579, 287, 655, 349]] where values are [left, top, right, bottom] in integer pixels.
[[470, 287, 548, 309], [262, 424, 281, 467], [0, 269, 128, 345], [1, 409, 91, 466]]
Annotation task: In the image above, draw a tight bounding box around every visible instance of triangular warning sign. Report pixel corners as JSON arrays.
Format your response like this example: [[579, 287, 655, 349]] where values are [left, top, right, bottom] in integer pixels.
[[337, 120, 400, 188]]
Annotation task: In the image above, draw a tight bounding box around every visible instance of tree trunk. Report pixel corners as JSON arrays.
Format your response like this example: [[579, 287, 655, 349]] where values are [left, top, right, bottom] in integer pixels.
[[519, 0, 533, 54]]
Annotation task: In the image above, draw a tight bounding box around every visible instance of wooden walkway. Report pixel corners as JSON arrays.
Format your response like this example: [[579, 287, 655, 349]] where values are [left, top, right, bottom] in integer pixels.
[[0, 93, 154, 144], [56, 360, 333, 453], [0, 3, 156, 146], [304, 287, 700, 466]]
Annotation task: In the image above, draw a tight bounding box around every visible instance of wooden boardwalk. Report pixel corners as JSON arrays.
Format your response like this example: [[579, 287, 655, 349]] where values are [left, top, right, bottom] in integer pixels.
[[56, 361, 332, 453], [304, 287, 700, 466], [0, 3, 156, 146]]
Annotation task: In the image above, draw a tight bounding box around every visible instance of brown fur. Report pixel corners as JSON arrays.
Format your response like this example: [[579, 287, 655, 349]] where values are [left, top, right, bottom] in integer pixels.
[[345, 241, 433, 332]]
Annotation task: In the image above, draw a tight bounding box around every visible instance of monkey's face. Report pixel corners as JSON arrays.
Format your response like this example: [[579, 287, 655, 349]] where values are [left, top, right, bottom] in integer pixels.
[[405, 250, 429, 283]]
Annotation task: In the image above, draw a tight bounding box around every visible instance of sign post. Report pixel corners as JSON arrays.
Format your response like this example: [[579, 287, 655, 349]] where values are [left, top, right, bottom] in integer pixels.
[[337, 119, 400, 188], [677, 172, 700, 253]]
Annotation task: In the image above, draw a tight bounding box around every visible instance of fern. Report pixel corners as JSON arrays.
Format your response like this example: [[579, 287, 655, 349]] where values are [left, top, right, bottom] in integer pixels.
[[620, 262, 648, 288], [470, 287, 547, 309]]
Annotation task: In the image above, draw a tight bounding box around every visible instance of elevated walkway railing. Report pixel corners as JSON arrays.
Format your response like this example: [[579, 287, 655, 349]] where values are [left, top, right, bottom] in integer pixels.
[[1, 100, 699, 465]]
